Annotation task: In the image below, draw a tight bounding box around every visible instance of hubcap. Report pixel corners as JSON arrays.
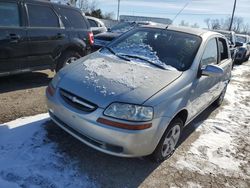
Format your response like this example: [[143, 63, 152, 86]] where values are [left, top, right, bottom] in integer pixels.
[[65, 57, 78, 66], [161, 124, 181, 157]]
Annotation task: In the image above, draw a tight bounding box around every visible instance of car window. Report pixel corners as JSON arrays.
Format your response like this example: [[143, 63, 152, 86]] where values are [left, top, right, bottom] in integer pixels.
[[88, 19, 98, 27], [0, 2, 19, 27], [201, 38, 218, 67], [27, 4, 59, 28], [103, 28, 201, 71], [218, 38, 229, 61], [60, 8, 87, 29]]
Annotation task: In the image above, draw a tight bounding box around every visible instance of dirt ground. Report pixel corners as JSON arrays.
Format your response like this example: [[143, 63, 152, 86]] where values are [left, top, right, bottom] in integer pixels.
[[0, 70, 55, 124], [0, 61, 249, 188]]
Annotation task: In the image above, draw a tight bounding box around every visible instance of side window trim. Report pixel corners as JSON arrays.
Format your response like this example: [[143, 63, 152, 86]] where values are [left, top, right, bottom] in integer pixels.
[[25, 3, 60, 28]]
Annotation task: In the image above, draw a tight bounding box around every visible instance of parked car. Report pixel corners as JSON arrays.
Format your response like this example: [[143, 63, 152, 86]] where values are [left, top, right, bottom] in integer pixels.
[[93, 21, 157, 50], [214, 30, 237, 63], [0, 0, 94, 76], [234, 34, 250, 63], [46, 25, 232, 162], [86, 16, 107, 35]]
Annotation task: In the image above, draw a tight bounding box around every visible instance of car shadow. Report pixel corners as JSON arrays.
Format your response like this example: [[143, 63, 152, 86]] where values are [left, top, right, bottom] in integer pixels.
[[44, 103, 219, 187], [0, 71, 54, 93]]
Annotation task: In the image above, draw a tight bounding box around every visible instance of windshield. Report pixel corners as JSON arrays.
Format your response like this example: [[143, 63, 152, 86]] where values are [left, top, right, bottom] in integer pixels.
[[110, 22, 136, 33], [236, 35, 247, 43], [101, 28, 201, 71]]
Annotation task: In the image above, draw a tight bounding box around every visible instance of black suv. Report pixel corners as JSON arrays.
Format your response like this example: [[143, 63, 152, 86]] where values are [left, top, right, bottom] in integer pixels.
[[0, 0, 94, 76]]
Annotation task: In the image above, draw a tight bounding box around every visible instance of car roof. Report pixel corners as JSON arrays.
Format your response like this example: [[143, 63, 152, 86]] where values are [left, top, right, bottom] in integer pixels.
[[140, 24, 217, 37], [214, 30, 235, 34], [24, 0, 80, 11]]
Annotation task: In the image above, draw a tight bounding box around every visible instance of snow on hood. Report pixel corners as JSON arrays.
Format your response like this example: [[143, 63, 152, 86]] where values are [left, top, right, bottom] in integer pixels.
[[59, 52, 182, 108]]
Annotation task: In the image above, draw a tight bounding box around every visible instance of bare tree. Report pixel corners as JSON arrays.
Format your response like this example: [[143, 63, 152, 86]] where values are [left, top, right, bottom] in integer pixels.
[[211, 19, 220, 30], [204, 16, 249, 33], [78, 0, 89, 12], [204, 18, 211, 29]]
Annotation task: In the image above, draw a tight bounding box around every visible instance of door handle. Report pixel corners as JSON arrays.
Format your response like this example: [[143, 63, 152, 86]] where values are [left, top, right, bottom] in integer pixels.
[[56, 33, 65, 39], [7, 33, 20, 42]]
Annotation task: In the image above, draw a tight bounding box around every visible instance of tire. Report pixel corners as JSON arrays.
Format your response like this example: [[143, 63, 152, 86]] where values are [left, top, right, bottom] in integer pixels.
[[56, 51, 81, 72], [245, 54, 250, 62], [149, 118, 183, 163], [213, 85, 228, 107]]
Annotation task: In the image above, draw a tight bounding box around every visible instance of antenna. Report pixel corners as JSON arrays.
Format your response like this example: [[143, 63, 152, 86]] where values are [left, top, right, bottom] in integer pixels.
[[166, 1, 191, 28]]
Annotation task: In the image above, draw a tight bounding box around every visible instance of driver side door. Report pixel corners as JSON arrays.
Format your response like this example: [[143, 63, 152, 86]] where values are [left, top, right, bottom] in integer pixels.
[[188, 37, 219, 119]]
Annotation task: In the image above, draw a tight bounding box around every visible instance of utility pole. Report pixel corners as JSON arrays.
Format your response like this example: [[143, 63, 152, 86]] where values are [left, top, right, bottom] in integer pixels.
[[117, 0, 120, 21], [229, 0, 237, 31]]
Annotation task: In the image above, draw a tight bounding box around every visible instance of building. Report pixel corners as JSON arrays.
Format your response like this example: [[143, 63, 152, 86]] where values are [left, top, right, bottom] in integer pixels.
[[120, 15, 172, 25]]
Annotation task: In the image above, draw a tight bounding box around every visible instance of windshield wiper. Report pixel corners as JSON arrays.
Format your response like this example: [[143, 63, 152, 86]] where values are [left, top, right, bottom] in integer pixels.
[[103, 47, 130, 61], [117, 53, 168, 70]]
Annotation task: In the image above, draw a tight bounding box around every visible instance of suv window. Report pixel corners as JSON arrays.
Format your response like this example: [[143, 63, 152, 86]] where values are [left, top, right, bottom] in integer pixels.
[[218, 38, 229, 61], [201, 38, 218, 67], [60, 8, 87, 29], [27, 4, 59, 28], [88, 19, 98, 27], [0, 2, 19, 27]]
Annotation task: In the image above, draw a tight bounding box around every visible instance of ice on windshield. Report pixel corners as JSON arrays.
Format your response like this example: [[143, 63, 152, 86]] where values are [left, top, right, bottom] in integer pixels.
[[105, 29, 201, 71]]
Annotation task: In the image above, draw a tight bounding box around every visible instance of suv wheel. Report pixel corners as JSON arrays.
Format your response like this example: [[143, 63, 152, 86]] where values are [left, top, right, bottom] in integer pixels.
[[56, 51, 81, 72], [150, 118, 183, 163]]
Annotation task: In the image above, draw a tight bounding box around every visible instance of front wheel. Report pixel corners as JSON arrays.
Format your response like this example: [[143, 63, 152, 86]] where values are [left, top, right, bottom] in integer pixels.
[[150, 118, 183, 163]]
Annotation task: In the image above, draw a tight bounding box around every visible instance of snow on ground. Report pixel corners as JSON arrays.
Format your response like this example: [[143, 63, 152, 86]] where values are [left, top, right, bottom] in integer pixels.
[[176, 64, 250, 178], [0, 114, 96, 188]]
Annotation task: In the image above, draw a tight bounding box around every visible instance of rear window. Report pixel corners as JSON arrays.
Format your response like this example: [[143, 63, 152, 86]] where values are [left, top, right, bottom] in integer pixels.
[[103, 28, 201, 71], [0, 2, 19, 27], [88, 19, 98, 27], [27, 4, 59, 28], [60, 8, 88, 29]]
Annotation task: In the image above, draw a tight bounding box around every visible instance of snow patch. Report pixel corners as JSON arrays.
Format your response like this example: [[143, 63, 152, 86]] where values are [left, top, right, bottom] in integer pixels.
[[176, 63, 250, 177], [0, 114, 96, 188]]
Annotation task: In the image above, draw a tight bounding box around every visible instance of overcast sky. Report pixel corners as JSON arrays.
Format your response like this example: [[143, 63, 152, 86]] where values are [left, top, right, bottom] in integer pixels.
[[96, 0, 250, 27]]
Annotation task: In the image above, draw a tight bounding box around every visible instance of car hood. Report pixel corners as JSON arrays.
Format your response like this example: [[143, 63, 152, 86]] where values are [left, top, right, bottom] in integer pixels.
[[95, 32, 121, 41], [58, 52, 182, 108]]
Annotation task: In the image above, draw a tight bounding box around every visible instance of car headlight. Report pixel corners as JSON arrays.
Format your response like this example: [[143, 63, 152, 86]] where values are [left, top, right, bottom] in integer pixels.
[[104, 103, 153, 122], [50, 74, 61, 89]]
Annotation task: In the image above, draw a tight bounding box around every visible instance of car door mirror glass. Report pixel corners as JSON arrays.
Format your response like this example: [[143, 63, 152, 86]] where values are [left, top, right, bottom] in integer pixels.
[[201, 65, 224, 77]]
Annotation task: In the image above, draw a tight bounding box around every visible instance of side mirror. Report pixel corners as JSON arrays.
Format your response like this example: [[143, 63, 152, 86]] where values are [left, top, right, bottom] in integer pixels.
[[201, 65, 224, 77], [235, 41, 243, 47]]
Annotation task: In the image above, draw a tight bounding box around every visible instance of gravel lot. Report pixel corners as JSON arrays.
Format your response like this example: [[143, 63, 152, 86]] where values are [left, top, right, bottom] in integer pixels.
[[0, 61, 249, 187], [0, 70, 54, 124]]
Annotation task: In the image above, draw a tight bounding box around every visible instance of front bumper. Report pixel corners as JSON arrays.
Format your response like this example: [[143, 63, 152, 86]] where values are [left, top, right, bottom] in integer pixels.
[[46, 90, 169, 157]]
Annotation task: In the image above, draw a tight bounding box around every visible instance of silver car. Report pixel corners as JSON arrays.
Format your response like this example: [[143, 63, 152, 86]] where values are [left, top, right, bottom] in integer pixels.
[[46, 25, 232, 162]]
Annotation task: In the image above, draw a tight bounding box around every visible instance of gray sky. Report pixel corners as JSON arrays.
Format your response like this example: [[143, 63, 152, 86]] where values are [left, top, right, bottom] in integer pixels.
[[96, 0, 250, 27]]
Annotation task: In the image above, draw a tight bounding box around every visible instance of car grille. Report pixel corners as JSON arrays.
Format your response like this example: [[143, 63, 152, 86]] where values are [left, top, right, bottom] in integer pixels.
[[60, 88, 97, 112]]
